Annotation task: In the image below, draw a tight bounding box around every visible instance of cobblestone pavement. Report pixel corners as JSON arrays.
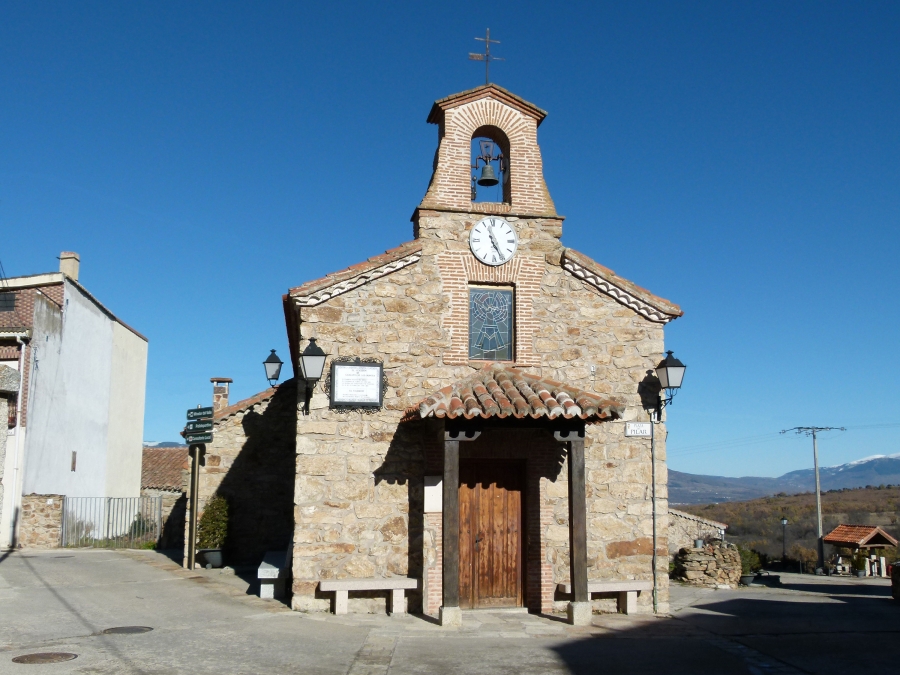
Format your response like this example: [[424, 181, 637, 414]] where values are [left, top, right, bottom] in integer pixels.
[[1, 550, 897, 674]]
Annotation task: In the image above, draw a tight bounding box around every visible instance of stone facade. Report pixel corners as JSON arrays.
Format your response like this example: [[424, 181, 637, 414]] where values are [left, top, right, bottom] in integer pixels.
[[284, 84, 682, 616], [18, 493, 63, 548], [672, 541, 741, 589], [186, 380, 297, 566], [668, 508, 728, 555]]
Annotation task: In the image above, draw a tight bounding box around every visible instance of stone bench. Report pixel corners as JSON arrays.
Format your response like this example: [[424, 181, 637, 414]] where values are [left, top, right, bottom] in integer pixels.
[[258, 550, 290, 600], [318, 578, 419, 616], [557, 580, 653, 615]]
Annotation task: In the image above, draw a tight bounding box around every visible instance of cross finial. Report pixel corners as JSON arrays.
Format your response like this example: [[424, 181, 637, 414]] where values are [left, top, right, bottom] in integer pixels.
[[469, 28, 504, 85]]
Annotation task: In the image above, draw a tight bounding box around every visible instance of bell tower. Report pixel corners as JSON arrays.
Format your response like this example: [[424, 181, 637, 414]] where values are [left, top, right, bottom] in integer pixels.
[[413, 84, 562, 249]]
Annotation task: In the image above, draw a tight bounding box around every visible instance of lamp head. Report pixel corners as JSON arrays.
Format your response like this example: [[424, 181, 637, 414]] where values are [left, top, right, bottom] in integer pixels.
[[263, 349, 283, 386], [299, 337, 327, 384], [655, 350, 686, 392]]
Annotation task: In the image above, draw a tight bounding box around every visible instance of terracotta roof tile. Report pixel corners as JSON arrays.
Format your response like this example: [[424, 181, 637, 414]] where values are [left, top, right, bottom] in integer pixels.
[[823, 524, 899, 548], [141, 446, 187, 491], [413, 364, 624, 421]]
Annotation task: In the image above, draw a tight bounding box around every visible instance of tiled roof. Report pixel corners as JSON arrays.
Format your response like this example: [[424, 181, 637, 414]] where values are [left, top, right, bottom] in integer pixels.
[[141, 446, 187, 491], [823, 524, 899, 548], [213, 386, 279, 422], [288, 241, 422, 306], [414, 364, 624, 421]]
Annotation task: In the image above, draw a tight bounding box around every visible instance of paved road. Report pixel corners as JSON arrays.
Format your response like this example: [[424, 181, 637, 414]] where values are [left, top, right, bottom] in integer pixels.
[[0, 549, 897, 674]]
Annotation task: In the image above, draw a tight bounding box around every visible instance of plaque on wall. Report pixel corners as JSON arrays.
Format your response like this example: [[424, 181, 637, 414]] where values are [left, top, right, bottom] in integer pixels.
[[329, 360, 384, 409]]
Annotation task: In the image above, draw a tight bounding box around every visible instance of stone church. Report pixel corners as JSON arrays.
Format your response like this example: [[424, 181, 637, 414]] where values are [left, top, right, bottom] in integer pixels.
[[281, 84, 682, 623]]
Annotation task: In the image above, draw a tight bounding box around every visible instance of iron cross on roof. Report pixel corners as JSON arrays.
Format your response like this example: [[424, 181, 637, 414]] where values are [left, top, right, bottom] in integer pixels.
[[469, 28, 504, 85]]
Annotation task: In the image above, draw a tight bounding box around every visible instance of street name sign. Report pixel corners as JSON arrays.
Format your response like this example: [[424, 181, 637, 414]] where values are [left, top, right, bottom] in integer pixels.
[[185, 420, 213, 432], [185, 432, 213, 444], [624, 422, 652, 437], [187, 407, 214, 420]]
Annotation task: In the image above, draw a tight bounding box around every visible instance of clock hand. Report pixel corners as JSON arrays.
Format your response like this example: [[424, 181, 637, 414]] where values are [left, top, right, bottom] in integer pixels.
[[487, 224, 505, 260]]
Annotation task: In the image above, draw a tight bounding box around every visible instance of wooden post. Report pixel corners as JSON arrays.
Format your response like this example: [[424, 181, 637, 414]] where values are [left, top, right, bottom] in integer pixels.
[[440, 427, 480, 626], [556, 429, 589, 624], [185, 443, 203, 569], [568, 437, 588, 604], [442, 436, 460, 610]]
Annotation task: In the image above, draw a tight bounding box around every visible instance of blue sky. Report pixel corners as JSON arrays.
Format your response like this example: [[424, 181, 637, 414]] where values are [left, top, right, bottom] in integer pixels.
[[2, 2, 898, 477]]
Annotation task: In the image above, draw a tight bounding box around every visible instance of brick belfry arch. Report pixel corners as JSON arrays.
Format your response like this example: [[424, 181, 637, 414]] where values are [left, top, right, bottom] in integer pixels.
[[418, 84, 557, 217]]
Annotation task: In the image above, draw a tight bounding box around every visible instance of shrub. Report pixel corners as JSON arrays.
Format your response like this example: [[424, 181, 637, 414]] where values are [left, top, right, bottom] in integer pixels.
[[737, 546, 761, 574], [197, 495, 229, 549]]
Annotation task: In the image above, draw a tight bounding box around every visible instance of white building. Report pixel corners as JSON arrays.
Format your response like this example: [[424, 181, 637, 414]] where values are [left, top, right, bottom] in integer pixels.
[[0, 252, 148, 547]]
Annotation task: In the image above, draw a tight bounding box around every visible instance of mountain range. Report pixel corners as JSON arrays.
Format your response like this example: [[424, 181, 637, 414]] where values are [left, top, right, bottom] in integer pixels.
[[670, 454, 900, 504]]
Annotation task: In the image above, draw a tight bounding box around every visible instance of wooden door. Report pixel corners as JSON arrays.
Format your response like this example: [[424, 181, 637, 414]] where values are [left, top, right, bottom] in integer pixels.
[[459, 460, 524, 609]]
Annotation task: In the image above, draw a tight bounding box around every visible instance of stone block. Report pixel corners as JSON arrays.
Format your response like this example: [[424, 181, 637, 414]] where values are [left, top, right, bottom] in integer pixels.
[[440, 606, 462, 627], [567, 601, 592, 626]]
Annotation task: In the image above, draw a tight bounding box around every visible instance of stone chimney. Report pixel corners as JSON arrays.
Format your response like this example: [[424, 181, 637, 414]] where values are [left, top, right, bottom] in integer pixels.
[[211, 378, 232, 412], [59, 252, 80, 281]]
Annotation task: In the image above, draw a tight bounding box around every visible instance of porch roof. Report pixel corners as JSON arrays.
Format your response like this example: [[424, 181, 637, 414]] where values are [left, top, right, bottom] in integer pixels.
[[823, 524, 899, 549], [412, 364, 624, 422]]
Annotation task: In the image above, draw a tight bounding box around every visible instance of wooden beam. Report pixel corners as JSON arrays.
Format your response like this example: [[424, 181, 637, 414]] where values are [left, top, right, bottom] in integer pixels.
[[556, 430, 587, 604]]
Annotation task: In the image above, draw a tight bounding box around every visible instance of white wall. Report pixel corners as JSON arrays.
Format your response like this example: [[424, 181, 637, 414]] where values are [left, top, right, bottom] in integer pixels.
[[0, 360, 21, 547], [104, 321, 147, 497], [23, 282, 113, 497]]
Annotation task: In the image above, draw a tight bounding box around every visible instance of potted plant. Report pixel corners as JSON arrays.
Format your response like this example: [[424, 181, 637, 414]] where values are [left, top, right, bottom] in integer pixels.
[[853, 552, 868, 578], [196, 495, 228, 568], [738, 546, 760, 586]]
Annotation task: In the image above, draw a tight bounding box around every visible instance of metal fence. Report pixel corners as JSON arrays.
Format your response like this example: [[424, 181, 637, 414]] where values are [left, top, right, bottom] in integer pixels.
[[61, 497, 162, 549]]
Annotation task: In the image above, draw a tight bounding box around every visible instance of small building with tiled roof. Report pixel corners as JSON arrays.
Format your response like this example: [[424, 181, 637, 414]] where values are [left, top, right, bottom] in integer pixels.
[[824, 524, 899, 550], [141, 445, 188, 550], [187, 378, 298, 566], [280, 83, 683, 622]]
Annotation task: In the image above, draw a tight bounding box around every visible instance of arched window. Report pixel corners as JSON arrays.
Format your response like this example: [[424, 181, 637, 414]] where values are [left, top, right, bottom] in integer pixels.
[[471, 126, 510, 204]]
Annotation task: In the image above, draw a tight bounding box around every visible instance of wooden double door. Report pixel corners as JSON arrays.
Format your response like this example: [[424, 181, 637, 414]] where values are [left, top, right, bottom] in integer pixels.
[[458, 459, 524, 609]]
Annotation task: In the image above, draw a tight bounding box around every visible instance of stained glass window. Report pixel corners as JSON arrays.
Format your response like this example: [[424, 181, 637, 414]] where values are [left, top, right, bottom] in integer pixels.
[[469, 287, 514, 361]]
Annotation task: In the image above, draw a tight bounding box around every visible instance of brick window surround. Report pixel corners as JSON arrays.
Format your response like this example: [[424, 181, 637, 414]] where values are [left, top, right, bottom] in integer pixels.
[[437, 251, 542, 367]]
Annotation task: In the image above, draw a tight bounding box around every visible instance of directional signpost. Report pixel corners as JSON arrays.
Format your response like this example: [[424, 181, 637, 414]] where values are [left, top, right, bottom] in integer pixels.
[[184, 405, 214, 571]]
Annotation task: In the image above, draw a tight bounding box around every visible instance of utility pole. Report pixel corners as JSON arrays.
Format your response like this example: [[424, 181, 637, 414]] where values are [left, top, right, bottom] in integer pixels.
[[780, 426, 845, 572]]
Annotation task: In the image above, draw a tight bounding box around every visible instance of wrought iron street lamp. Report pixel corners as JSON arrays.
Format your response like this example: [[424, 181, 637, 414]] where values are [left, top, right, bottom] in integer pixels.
[[649, 350, 687, 616], [654, 350, 686, 415], [781, 516, 788, 561], [298, 338, 327, 414], [263, 349, 283, 387]]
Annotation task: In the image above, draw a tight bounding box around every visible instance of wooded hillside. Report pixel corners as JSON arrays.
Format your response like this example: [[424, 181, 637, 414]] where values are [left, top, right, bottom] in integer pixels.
[[677, 485, 900, 564]]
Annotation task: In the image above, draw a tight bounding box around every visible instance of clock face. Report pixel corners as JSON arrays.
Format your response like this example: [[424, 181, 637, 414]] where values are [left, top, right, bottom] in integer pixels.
[[469, 217, 518, 266]]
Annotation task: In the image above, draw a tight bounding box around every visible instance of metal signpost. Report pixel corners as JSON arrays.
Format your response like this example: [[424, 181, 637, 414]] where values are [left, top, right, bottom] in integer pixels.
[[184, 405, 214, 570]]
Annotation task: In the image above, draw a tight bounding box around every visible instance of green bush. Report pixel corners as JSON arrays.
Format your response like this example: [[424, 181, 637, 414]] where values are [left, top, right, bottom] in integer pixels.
[[737, 546, 761, 574], [197, 495, 229, 549]]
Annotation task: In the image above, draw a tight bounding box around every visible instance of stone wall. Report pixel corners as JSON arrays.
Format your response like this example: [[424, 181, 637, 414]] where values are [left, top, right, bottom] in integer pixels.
[[142, 488, 185, 550], [672, 541, 741, 589], [290, 239, 671, 614], [187, 380, 297, 566], [18, 494, 63, 548], [668, 509, 727, 555]]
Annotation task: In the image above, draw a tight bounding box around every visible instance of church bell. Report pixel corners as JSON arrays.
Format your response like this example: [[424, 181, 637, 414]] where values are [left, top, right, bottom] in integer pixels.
[[477, 163, 499, 187]]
